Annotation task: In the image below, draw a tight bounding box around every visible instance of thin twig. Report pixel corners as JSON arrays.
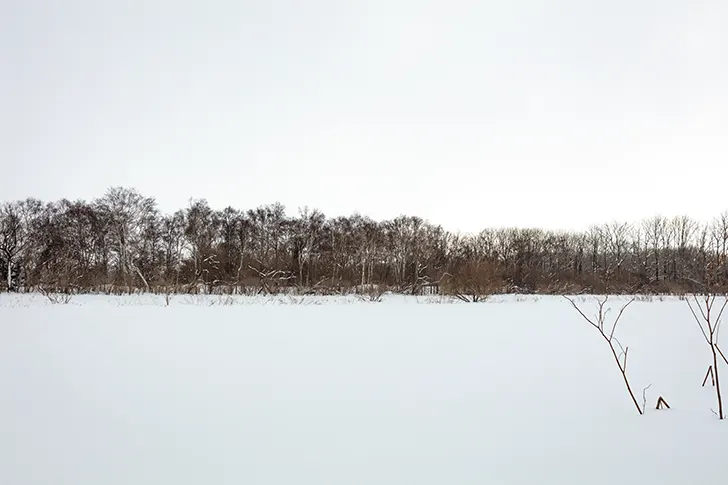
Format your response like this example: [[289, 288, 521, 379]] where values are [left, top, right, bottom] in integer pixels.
[[612, 337, 627, 362], [686, 296, 711, 345], [642, 384, 653, 413], [717, 345, 728, 366], [714, 296, 728, 341], [693, 293, 709, 324], [563, 296, 599, 329], [609, 297, 635, 342], [566, 295, 643, 415]]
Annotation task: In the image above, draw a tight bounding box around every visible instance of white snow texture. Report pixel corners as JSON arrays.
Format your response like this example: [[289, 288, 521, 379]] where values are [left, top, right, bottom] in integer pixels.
[[1, 294, 726, 484]]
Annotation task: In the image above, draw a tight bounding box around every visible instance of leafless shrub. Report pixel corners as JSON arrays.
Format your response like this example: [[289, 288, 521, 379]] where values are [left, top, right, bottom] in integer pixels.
[[642, 384, 652, 413], [453, 292, 489, 303], [182, 294, 224, 306], [249, 265, 295, 295], [356, 284, 386, 302], [286, 293, 305, 302], [236, 285, 261, 296], [159, 284, 176, 306], [564, 295, 648, 415], [213, 294, 236, 306], [685, 292, 727, 419], [417, 295, 457, 304], [442, 261, 499, 303], [286, 295, 315, 305], [38, 287, 73, 305]]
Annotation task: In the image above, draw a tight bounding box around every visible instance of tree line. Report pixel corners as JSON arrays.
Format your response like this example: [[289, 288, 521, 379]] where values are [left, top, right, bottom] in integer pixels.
[[1, 187, 727, 296]]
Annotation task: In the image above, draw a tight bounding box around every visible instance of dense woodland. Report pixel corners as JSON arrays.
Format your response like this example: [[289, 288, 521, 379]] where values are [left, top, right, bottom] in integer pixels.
[[1, 187, 727, 297]]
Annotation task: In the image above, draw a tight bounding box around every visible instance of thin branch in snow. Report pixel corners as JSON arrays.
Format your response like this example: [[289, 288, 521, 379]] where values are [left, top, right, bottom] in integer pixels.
[[642, 384, 653, 413]]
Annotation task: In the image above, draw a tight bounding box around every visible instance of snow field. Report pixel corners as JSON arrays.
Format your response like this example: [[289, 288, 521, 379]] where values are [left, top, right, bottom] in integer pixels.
[[0, 295, 726, 484]]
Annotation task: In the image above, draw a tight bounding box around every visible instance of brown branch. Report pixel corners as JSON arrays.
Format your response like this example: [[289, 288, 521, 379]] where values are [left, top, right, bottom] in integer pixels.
[[608, 297, 635, 342], [695, 293, 710, 323], [714, 296, 728, 340], [717, 345, 728, 366], [606, 334, 643, 415], [563, 296, 599, 329], [686, 296, 711, 345], [565, 295, 644, 415]]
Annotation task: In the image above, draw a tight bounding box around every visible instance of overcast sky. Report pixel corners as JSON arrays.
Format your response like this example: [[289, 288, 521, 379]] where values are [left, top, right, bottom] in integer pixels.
[[1, 0, 726, 232]]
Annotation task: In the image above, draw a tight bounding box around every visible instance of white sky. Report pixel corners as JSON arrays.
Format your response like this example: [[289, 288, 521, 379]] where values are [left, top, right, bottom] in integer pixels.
[[1, 0, 727, 233]]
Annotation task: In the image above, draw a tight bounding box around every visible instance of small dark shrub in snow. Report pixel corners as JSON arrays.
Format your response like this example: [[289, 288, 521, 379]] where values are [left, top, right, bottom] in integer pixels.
[[39, 287, 73, 305], [356, 285, 386, 302]]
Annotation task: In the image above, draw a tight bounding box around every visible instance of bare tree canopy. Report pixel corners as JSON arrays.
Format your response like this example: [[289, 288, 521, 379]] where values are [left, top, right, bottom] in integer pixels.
[[1, 188, 727, 295]]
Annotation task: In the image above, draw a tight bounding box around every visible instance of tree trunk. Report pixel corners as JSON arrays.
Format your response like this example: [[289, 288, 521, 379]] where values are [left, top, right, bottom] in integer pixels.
[[713, 343, 724, 419], [130, 262, 150, 293]]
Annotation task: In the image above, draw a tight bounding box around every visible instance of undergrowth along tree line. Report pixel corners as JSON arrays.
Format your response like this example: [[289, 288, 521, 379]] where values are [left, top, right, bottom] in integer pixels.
[[1, 187, 727, 296]]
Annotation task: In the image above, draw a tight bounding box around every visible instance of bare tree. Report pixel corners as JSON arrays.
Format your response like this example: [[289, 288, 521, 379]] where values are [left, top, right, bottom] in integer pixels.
[[292, 207, 325, 288], [160, 211, 185, 289], [603, 222, 630, 288], [3, 187, 728, 297], [642, 215, 668, 286], [671, 215, 698, 284], [564, 295, 645, 415], [352, 215, 380, 288], [444, 259, 499, 302], [184, 199, 220, 292], [94, 187, 159, 292], [710, 212, 728, 286], [0, 199, 41, 290], [686, 274, 727, 419]]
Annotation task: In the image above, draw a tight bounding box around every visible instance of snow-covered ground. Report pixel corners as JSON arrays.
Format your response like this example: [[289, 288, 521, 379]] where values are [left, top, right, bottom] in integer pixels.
[[1, 294, 726, 484]]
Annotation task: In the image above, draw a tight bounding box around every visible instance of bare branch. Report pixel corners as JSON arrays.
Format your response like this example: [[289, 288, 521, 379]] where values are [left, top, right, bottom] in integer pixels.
[[642, 383, 653, 413], [612, 336, 627, 360], [609, 297, 635, 342], [693, 293, 709, 323], [563, 296, 599, 329], [565, 295, 643, 415], [686, 296, 711, 345], [714, 296, 728, 340], [717, 345, 728, 366]]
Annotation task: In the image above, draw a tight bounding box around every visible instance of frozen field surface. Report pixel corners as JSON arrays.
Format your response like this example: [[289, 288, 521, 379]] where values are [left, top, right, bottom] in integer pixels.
[[1, 294, 726, 484]]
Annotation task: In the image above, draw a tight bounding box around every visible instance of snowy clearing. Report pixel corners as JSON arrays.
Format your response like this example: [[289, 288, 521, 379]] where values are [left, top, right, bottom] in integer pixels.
[[1, 294, 726, 484]]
